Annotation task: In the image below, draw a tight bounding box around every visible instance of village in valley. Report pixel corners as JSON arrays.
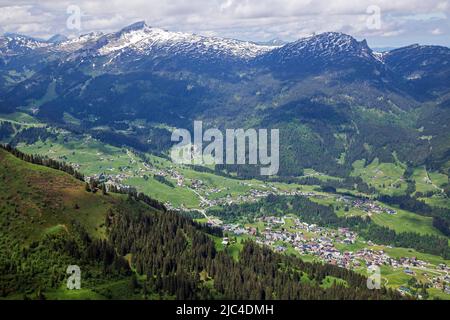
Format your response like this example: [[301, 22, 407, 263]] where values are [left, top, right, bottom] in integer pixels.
[[74, 150, 450, 298], [85, 154, 400, 214], [219, 215, 450, 297], [18, 142, 450, 299]]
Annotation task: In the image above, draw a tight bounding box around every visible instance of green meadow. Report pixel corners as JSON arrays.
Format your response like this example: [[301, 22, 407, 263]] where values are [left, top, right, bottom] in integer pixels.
[[351, 158, 408, 196]]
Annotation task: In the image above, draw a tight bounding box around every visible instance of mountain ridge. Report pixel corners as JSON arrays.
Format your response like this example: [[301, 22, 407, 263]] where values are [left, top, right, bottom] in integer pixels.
[[3, 21, 448, 63], [1, 22, 450, 178]]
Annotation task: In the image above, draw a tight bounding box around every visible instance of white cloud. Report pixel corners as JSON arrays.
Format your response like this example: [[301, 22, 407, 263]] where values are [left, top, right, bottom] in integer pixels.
[[0, 0, 448, 46]]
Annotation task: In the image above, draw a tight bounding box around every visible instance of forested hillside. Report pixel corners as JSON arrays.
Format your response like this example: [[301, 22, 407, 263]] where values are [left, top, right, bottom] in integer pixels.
[[0, 147, 404, 300]]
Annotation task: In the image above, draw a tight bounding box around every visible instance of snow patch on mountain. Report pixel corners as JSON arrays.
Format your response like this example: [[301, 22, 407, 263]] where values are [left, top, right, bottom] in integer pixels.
[[372, 51, 386, 63], [278, 32, 373, 60], [0, 34, 50, 54], [95, 22, 273, 59], [55, 32, 104, 53]]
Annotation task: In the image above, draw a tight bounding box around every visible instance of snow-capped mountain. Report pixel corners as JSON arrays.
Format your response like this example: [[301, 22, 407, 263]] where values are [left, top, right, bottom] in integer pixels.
[[0, 34, 50, 55], [259, 32, 376, 65], [53, 32, 104, 53], [1, 22, 449, 100], [0, 21, 276, 72], [253, 32, 396, 85], [31, 21, 273, 67], [2, 23, 449, 70], [30, 21, 277, 74], [91, 21, 273, 60]]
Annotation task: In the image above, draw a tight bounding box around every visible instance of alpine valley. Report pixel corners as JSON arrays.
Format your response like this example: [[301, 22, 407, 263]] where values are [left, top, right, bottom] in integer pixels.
[[0, 21, 450, 300]]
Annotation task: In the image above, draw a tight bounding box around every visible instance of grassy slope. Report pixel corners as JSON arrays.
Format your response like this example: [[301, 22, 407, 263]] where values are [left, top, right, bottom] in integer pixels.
[[0, 112, 43, 125], [18, 138, 201, 208], [370, 205, 442, 237], [311, 195, 443, 237], [0, 148, 129, 242], [0, 149, 163, 299], [351, 158, 408, 196]]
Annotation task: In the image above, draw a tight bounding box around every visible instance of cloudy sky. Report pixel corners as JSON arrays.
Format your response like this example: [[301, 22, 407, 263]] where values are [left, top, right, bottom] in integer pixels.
[[0, 0, 448, 48]]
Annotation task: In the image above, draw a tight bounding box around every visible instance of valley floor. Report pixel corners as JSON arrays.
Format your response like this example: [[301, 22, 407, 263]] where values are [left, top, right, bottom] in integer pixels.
[[2, 113, 450, 300]]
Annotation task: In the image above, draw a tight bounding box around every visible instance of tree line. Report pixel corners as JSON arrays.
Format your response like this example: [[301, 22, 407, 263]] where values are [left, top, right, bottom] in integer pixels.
[[1, 144, 84, 181], [1, 144, 169, 213]]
